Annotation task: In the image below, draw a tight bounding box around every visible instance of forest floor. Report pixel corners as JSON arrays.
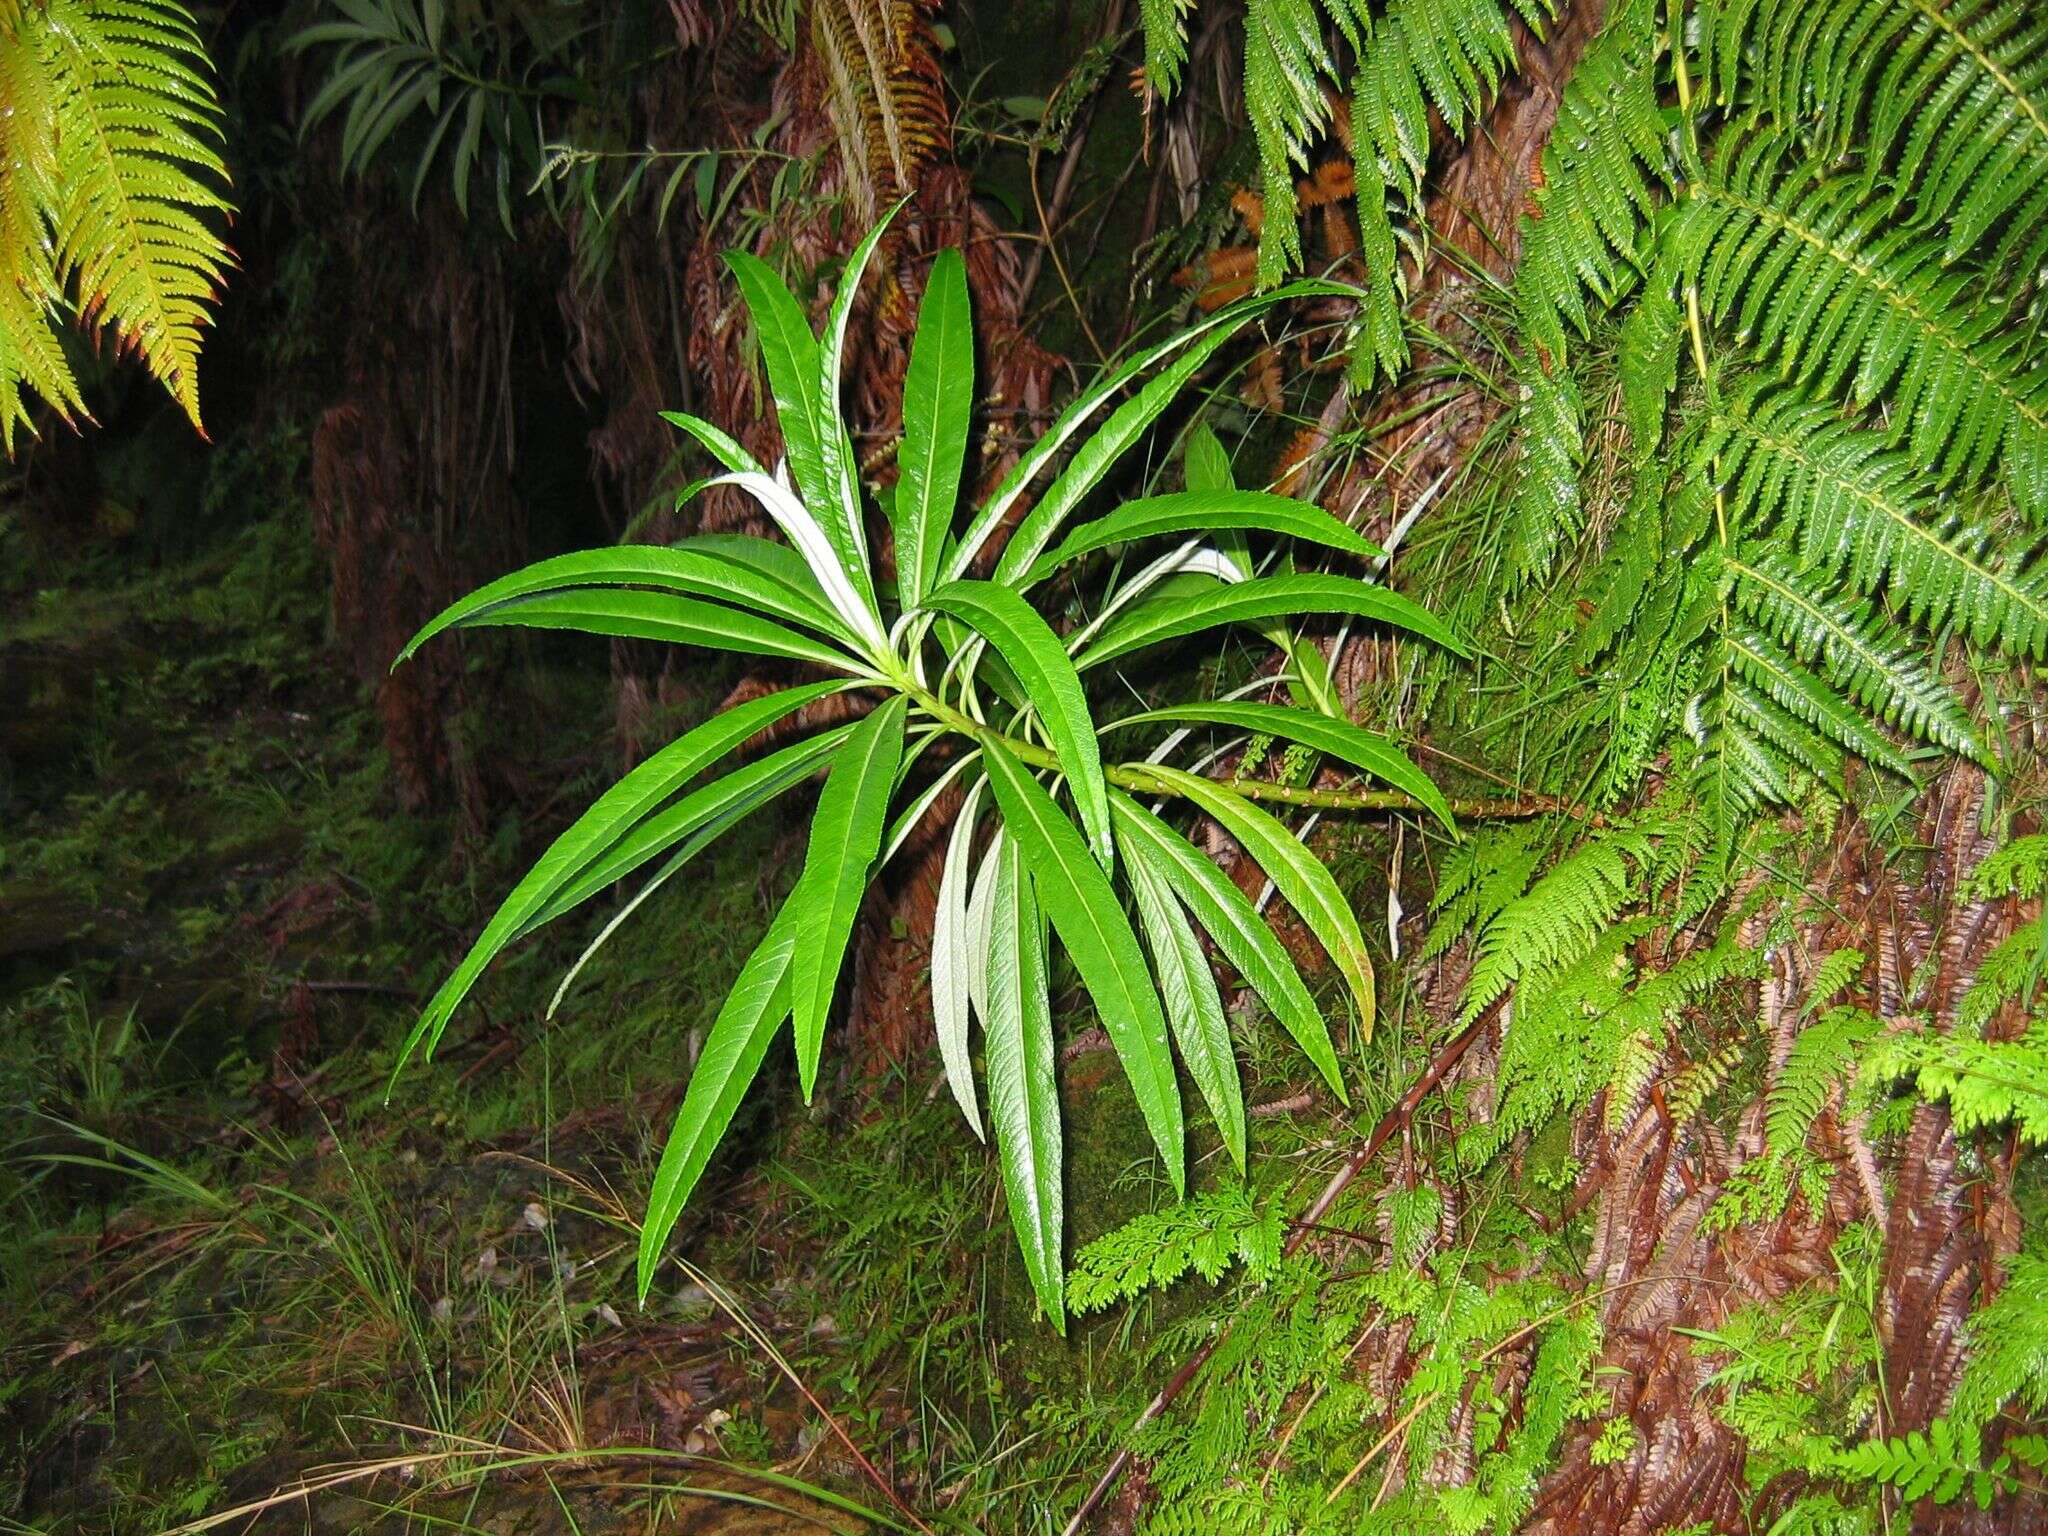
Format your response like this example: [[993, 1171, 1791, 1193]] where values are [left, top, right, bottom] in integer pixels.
[[0, 503, 1339, 1531]]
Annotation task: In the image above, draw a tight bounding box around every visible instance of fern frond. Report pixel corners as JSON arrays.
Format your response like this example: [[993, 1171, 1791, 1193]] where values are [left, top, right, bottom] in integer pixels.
[[1960, 919, 2048, 1034], [1727, 549, 1983, 760], [1348, 0, 1547, 384], [1724, 630, 1908, 778], [1513, 0, 1667, 364], [1422, 822, 1546, 960], [1768, 1005, 1881, 1154], [1705, 0, 2048, 270], [1953, 1247, 2048, 1431], [1506, 357, 1584, 590], [1244, 0, 1356, 285], [0, 0, 227, 445], [1863, 1019, 2048, 1143], [1830, 1418, 1987, 1506], [1463, 830, 1651, 1023], [1801, 948, 1866, 1015], [1967, 833, 2048, 902], [1067, 1185, 1281, 1313], [1708, 385, 2048, 656], [40, 0, 231, 434], [1618, 285, 1682, 462], [1671, 138, 2048, 519], [1139, 0, 1196, 95]]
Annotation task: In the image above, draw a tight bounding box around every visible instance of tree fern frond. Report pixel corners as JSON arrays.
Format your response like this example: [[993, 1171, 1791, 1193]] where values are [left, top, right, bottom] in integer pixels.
[[1706, 0, 2048, 270], [1671, 138, 2048, 519], [40, 0, 231, 434], [0, 276, 80, 454], [1723, 635, 1905, 777], [1619, 284, 1682, 462], [1513, 0, 1668, 364], [1139, 0, 1196, 95], [0, 19, 78, 452], [1708, 384, 2048, 657], [1348, 0, 1547, 384], [1687, 687, 1799, 856], [1244, 0, 1355, 285], [1801, 947, 1867, 1015], [1507, 357, 1584, 591], [0, 0, 228, 444], [1727, 549, 1984, 760]]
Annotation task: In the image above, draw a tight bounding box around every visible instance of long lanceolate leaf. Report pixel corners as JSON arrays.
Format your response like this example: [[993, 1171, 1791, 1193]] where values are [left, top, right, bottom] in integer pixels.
[[441, 587, 858, 670], [932, 776, 988, 1138], [516, 729, 856, 938], [1109, 795, 1344, 1100], [893, 247, 972, 609], [1141, 764, 1375, 1055], [395, 546, 861, 663], [705, 470, 889, 653], [724, 251, 881, 616], [984, 836, 1065, 1330], [943, 280, 1354, 584], [813, 210, 900, 601], [1026, 489, 1384, 583], [924, 581, 1114, 868], [790, 696, 909, 1102], [1125, 835, 1248, 1173], [1077, 573, 1468, 670], [993, 311, 1361, 587], [1109, 700, 1454, 830], [724, 252, 829, 498], [395, 681, 846, 1075], [636, 903, 801, 1298], [659, 409, 767, 476], [982, 740, 1186, 1196]]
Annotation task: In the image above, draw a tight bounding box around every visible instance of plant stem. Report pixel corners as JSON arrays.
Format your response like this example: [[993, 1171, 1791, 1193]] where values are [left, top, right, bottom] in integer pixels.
[[887, 678, 1580, 823]]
